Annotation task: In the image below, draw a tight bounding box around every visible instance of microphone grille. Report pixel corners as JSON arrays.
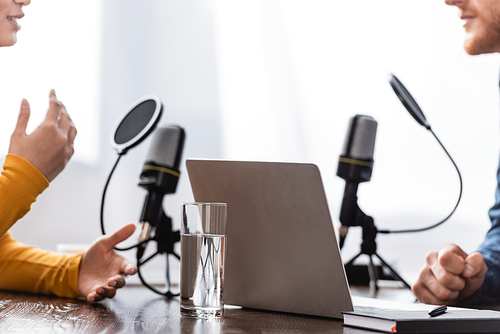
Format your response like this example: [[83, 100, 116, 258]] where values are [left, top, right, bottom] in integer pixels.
[[341, 115, 377, 160], [145, 124, 185, 170]]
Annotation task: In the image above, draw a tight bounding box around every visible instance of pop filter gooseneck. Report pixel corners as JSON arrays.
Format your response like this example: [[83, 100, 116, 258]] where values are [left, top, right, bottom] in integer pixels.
[[384, 74, 463, 234]]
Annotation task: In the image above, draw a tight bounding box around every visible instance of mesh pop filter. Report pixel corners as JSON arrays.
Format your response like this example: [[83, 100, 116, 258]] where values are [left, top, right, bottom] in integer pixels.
[[388, 74, 430, 130], [111, 96, 163, 154]]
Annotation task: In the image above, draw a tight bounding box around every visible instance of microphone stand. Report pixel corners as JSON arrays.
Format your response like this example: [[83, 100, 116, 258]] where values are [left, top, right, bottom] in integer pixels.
[[340, 183, 411, 294], [136, 209, 181, 298]]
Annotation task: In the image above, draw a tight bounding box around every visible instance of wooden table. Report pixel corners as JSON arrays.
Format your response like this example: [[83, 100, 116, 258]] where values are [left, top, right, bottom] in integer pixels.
[[0, 284, 415, 333]]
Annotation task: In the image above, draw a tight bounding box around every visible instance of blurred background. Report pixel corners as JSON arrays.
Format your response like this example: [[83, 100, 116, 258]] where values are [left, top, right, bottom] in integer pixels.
[[0, 0, 498, 286]]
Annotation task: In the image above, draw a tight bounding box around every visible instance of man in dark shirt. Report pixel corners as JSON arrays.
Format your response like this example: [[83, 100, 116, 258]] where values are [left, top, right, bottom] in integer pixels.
[[412, 0, 500, 305]]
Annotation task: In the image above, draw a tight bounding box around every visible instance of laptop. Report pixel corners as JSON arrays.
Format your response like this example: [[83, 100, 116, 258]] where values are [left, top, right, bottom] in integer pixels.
[[186, 159, 353, 318]]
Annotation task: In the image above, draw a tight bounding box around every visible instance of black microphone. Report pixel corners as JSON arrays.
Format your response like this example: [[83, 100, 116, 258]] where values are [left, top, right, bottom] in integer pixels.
[[137, 124, 186, 260], [337, 115, 377, 249]]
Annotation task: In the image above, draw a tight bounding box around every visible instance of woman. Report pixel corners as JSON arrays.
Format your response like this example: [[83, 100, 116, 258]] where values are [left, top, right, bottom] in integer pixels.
[[0, 0, 137, 302]]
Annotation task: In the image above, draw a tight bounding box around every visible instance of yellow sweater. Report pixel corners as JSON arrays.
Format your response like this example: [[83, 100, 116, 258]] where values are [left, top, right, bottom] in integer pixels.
[[0, 154, 82, 298]]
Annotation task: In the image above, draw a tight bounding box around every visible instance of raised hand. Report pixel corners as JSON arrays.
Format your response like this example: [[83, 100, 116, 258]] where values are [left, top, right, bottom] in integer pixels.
[[412, 243, 487, 305], [9, 90, 77, 182], [78, 224, 138, 302]]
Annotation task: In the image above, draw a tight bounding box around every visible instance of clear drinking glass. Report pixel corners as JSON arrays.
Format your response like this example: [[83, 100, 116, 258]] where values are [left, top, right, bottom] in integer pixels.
[[180, 202, 227, 318]]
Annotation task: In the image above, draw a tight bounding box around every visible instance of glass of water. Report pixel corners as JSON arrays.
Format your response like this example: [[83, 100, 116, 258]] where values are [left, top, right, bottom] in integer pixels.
[[180, 202, 227, 318]]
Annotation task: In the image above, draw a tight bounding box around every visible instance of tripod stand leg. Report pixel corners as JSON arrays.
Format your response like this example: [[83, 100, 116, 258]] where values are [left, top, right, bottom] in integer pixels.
[[344, 251, 363, 267], [166, 254, 172, 291], [374, 253, 411, 290], [367, 255, 379, 295]]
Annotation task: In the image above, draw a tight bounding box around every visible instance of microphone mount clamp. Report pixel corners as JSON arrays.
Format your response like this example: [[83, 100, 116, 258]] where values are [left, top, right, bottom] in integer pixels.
[[339, 175, 411, 294]]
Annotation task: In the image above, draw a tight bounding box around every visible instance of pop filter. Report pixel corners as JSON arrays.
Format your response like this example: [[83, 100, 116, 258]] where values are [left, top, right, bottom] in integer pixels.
[[385, 73, 462, 234], [388, 73, 430, 130], [111, 96, 163, 154]]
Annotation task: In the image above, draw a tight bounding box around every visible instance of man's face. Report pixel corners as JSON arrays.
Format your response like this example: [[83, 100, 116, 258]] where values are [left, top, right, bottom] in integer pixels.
[[0, 0, 29, 47], [446, 0, 500, 55]]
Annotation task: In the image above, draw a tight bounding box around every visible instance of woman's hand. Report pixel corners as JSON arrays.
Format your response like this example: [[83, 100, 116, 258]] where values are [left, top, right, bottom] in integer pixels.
[[9, 90, 77, 182], [78, 224, 138, 302]]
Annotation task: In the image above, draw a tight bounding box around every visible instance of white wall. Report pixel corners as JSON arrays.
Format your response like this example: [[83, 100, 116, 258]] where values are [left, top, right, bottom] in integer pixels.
[[5, 0, 500, 286], [213, 0, 500, 281]]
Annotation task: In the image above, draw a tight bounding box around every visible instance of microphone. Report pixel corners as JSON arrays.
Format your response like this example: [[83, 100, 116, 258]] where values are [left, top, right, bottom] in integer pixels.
[[336, 114, 412, 290], [337, 115, 377, 249], [137, 124, 186, 260]]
